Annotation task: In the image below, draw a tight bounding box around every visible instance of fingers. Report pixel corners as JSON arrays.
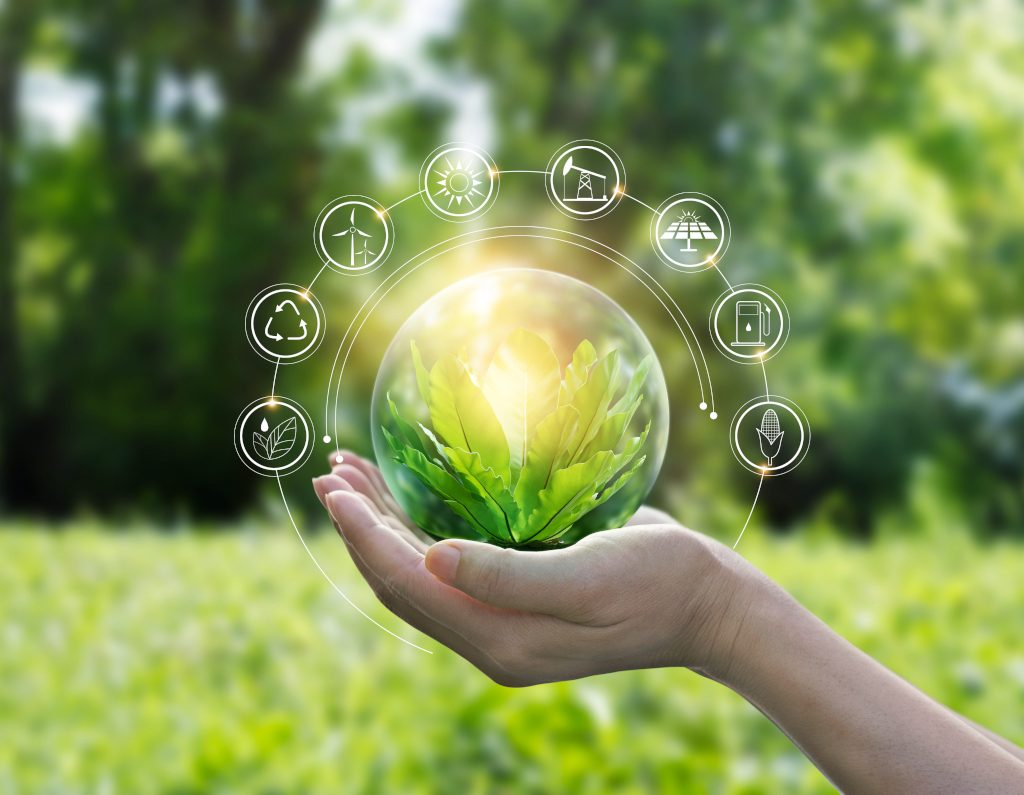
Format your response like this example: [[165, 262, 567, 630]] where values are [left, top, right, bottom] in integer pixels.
[[324, 490, 506, 634], [329, 451, 424, 539], [313, 475, 427, 553], [334, 453, 408, 516], [322, 492, 521, 676], [424, 539, 597, 619]]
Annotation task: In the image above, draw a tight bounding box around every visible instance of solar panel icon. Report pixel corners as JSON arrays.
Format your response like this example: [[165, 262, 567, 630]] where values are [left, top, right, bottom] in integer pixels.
[[661, 211, 718, 252]]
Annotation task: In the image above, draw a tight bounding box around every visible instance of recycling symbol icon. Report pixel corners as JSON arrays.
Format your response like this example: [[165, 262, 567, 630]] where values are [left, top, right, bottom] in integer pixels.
[[245, 285, 325, 364], [263, 299, 309, 342]]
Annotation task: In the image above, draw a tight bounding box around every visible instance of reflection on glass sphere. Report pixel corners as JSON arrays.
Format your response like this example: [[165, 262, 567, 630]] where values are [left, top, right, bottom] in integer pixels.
[[371, 269, 669, 548]]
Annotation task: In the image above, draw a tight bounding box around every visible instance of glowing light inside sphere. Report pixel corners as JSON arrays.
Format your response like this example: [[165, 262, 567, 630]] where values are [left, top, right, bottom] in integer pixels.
[[371, 269, 670, 548]]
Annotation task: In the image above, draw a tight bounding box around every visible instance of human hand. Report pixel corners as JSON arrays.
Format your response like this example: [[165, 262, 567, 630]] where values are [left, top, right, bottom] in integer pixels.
[[313, 452, 764, 687]]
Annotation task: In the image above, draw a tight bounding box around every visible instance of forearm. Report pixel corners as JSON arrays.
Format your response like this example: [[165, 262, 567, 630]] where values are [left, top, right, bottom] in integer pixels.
[[713, 578, 1024, 793], [953, 710, 1024, 765]]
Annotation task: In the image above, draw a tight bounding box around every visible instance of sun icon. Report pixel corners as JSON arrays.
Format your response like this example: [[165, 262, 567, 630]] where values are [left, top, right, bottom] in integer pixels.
[[677, 209, 701, 224], [433, 158, 485, 209], [420, 145, 498, 220]]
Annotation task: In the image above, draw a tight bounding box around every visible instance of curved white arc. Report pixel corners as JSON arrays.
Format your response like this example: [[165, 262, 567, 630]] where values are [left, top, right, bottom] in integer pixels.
[[324, 225, 717, 444], [733, 472, 765, 550], [275, 473, 433, 654], [331, 234, 701, 444]]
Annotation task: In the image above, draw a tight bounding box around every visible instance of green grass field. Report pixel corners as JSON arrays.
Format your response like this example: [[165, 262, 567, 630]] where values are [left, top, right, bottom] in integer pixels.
[[2, 522, 1023, 794]]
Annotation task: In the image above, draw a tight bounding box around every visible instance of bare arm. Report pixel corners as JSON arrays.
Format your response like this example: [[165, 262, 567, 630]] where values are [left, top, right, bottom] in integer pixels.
[[315, 453, 1024, 794], [715, 572, 1024, 793]]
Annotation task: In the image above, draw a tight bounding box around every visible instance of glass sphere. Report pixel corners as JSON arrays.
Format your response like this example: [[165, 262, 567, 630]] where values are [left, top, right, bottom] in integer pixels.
[[371, 269, 669, 548]]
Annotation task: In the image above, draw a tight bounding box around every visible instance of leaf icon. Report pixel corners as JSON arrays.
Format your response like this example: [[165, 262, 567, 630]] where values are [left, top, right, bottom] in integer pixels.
[[251, 415, 298, 462], [252, 430, 270, 460], [265, 416, 297, 460]]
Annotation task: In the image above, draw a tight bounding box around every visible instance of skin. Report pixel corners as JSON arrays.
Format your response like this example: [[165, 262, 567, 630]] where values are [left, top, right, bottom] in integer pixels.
[[313, 452, 1024, 794]]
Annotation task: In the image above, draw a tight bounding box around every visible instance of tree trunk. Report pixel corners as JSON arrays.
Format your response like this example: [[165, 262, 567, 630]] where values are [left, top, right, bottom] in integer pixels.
[[0, 1, 35, 508]]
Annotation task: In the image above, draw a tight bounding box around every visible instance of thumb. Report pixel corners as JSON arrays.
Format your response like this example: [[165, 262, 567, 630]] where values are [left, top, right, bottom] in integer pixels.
[[424, 539, 585, 614]]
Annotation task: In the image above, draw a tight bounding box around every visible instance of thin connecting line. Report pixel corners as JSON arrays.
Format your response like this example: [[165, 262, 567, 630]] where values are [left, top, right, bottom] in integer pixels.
[[271, 358, 280, 399], [760, 359, 770, 399], [714, 264, 734, 291], [321, 225, 713, 434], [305, 262, 330, 293], [733, 472, 765, 550], [330, 233, 707, 444], [620, 191, 659, 214], [496, 169, 547, 174], [326, 226, 716, 446], [275, 473, 433, 654], [384, 189, 425, 214]]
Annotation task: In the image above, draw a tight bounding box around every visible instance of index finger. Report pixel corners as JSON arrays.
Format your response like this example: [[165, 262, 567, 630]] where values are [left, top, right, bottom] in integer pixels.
[[325, 491, 526, 641]]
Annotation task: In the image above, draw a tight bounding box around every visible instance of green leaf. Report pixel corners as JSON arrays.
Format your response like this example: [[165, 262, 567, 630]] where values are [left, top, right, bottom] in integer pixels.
[[513, 404, 580, 526], [610, 354, 653, 415], [521, 450, 616, 543], [564, 454, 649, 529], [391, 332, 653, 548], [578, 395, 642, 463], [599, 421, 650, 482], [383, 428, 505, 542], [443, 446, 518, 541], [482, 329, 561, 474], [563, 350, 620, 466], [427, 354, 511, 476], [386, 393, 425, 450], [558, 339, 599, 406]]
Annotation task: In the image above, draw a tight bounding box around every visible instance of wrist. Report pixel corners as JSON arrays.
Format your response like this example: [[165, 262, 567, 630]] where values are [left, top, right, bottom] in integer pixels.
[[690, 546, 794, 687]]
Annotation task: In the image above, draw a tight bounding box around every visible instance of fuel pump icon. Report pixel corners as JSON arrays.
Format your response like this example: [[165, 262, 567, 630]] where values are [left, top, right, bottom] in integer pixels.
[[731, 300, 771, 348]]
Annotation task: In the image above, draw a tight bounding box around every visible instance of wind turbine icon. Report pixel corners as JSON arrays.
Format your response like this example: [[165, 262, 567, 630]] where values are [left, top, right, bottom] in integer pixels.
[[332, 208, 375, 268]]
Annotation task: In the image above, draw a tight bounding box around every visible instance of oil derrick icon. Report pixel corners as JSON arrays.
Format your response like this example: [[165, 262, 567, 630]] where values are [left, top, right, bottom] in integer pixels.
[[561, 156, 608, 202]]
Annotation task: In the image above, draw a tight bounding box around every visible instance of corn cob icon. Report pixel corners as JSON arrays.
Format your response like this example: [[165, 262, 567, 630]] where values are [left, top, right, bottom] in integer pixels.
[[756, 408, 784, 466]]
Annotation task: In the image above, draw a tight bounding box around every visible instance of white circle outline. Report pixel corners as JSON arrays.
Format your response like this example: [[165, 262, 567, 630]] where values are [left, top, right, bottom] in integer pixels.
[[710, 284, 790, 364], [650, 192, 731, 272], [314, 195, 394, 274], [234, 396, 314, 477], [419, 144, 499, 222], [545, 140, 625, 220], [245, 285, 325, 364], [730, 395, 810, 476]]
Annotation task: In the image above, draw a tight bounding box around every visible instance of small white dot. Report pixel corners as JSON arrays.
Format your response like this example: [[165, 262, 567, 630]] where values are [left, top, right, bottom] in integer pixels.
[[323, 435, 332, 444], [699, 402, 708, 411], [335, 454, 344, 464], [709, 412, 718, 420]]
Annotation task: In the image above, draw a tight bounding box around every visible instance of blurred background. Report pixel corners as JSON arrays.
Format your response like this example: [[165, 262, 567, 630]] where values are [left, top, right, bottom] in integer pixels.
[[2, 0, 1022, 792]]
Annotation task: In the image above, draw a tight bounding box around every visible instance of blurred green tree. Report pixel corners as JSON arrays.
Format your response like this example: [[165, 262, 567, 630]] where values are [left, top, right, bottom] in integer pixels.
[[1, 0, 1021, 533]]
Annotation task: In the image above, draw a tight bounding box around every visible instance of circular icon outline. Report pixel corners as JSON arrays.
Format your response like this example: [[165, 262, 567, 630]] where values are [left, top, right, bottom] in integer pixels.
[[245, 284, 326, 364], [234, 396, 315, 477], [545, 139, 625, 220], [650, 192, 731, 272], [710, 283, 790, 364], [314, 194, 394, 274], [730, 395, 810, 477], [419, 143, 500, 222]]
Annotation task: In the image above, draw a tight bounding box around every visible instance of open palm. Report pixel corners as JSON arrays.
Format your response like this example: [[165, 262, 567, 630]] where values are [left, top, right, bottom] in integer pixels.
[[314, 452, 749, 686]]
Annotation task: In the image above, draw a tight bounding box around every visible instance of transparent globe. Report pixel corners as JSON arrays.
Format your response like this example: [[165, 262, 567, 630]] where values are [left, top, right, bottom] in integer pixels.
[[371, 269, 669, 548]]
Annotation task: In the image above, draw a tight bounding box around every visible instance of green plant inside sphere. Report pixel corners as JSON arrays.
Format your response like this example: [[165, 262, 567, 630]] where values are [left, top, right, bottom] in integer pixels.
[[371, 269, 669, 548]]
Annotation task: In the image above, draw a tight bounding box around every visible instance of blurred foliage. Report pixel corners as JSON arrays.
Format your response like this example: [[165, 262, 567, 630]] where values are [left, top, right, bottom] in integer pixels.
[[2, 521, 1023, 793], [2, 3, 1023, 791], [1, 0, 1022, 532]]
